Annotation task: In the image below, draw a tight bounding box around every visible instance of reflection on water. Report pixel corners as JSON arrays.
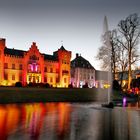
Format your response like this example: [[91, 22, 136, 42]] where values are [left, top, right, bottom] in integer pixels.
[[0, 102, 140, 140]]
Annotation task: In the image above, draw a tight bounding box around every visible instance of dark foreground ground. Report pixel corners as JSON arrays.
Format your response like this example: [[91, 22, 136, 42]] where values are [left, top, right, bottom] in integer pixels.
[[0, 87, 138, 104]]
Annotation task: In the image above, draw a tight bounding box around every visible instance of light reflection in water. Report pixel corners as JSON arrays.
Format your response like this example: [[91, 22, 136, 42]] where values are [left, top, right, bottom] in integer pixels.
[[0, 102, 139, 140]]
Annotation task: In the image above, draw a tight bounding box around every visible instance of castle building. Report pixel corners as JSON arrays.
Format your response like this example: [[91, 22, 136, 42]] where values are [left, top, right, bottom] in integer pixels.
[[0, 39, 71, 87], [71, 53, 95, 88]]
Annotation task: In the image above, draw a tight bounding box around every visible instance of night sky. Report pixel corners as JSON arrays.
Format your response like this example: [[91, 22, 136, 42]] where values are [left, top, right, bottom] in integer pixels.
[[0, 0, 140, 70]]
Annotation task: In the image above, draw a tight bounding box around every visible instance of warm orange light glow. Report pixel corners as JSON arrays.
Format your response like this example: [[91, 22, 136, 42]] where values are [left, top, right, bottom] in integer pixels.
[[0, 105, 20, 139], [0, 103, 72, 139], [6, 105, 20, 133], [0, 107, 7, 140], [0, 39, 71, 87], [1, 80, 9, 86], [104, 84, 110, 88], [57, 103, 71, 135]]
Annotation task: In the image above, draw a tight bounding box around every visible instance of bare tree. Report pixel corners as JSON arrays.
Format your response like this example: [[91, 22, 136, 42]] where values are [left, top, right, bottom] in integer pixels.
[[96, 29, 119, 80], [117, 13, 140, 89], [117, 44, 128, 88]]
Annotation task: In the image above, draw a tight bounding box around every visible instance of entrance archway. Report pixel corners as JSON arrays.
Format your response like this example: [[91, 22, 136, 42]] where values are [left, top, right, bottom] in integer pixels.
[[27, 73, 41, 84]]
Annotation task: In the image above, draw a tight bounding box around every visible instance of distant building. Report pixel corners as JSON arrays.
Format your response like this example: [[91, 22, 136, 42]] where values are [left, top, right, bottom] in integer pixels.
[[115, 70, 140, 88], [0, 39, 71, 87], [71, 53, 95, 88]]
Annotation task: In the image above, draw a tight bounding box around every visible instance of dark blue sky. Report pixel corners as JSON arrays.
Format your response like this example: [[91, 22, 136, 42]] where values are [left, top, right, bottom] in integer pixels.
[[0, 0, 140, 69]]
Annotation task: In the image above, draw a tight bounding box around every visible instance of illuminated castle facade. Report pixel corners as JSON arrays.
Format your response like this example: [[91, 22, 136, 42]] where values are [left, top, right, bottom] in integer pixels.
[[0, 39, 71, 87]]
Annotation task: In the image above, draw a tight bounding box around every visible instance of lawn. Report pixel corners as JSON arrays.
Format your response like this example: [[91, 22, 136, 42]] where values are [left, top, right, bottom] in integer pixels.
[[1, 87, 136, 104], [0, 87, 110, 103]]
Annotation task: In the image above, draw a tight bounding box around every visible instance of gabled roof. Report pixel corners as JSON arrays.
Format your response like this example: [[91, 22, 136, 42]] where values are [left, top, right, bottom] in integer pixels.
[[60, 45, 66, 51], [4, 48, 25, 57], [71, 55, 94, 69], [43, 54, 58, 61], [4, 47, 58, 61]]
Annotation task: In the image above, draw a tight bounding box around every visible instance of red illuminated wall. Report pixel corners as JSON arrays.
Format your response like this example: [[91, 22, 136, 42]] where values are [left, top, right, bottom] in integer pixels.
[[0, 39, 71, 87]]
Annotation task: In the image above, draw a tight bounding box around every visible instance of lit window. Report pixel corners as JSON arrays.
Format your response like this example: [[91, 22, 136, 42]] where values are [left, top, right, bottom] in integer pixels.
[[50, 77, 53, 83], [50, 68, 53, 73], [12, 75, 15, 80], [35, 65, 38, 72], [4, 63, 8, 69], [19, 74, 22, 81], [29, 76, 31, 82], [56, 67, 59, 73], [44, 67, 47, 72], [4, 73, 8, 80], [19, 64, 22, 70], [56, 77, 59, 83], [64, 78, 67, 83], [12, 64, 15, 69], [44, 77, 47, 82]]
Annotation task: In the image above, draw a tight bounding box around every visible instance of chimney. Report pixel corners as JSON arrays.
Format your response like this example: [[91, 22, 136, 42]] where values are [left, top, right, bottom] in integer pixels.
[[76, 53, 79, 58]]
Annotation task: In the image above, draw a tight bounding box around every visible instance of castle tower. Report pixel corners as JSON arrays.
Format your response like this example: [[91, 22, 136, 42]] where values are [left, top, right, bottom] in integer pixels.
[[0, 39, 6, 83], [56, 45, 71, 87]]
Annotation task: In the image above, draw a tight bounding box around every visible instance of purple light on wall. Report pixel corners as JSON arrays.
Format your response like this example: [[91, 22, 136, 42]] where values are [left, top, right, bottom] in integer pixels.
[[123, 97, 127, 107], [35, 65, 38, 72], [31, 65, 33, 71]]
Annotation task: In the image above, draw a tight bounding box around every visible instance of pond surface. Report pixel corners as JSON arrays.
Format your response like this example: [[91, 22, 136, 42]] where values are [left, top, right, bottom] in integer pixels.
[[0, 101, 140, 140]]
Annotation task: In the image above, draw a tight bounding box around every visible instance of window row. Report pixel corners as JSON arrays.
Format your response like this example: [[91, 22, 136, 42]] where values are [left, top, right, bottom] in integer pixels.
[[44, 67, 59, 73], [4, 63, 22, 70], [62, 60, 69, 64], [4, 73, 22, 81], [80, 74, 94, 80], [28, 64, 40, 73], [44, 77, 67, 83]]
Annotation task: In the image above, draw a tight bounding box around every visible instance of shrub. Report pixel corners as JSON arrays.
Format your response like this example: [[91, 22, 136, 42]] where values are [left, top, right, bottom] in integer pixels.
[[82, 83, 88, 88], [28, 82, 34, 87], [36, 83, 44, 87], [68, 83, 73, 88], [15, 82, 22, 87], [113, 80, 121, 90], [45, 83, 50, 88]]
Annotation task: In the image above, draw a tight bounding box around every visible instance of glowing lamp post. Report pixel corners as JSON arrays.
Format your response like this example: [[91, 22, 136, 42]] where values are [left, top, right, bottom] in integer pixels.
[[123, 97, 127, 107]]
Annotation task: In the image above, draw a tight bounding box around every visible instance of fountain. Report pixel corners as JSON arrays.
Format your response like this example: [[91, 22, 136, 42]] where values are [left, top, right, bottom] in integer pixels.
[[101, 16, 114, 108]]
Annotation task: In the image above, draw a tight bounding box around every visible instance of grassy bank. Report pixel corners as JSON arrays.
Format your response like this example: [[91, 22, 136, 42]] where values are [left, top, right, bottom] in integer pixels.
[[0, 87, 111, 103]]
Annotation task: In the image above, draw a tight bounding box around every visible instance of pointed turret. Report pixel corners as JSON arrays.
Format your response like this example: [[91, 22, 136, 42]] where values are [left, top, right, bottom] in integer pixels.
[[60, 45, 66, 51]]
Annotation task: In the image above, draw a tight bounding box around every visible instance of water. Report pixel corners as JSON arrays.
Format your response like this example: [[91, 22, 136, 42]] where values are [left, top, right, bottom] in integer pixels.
[[0, 102, 140, 140]]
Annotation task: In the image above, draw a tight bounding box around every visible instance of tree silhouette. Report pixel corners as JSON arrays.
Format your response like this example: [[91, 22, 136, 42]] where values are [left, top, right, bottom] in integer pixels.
[[118, 13, 140, 89]]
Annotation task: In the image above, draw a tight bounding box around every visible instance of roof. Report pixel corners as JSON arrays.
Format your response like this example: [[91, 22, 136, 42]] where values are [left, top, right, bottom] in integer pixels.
[[60, 45, 66, 51], [4, 48, 25, 57], [71, 55, 94, 69], [43, 54, 58, 61], [4, 47, 58, 61]]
